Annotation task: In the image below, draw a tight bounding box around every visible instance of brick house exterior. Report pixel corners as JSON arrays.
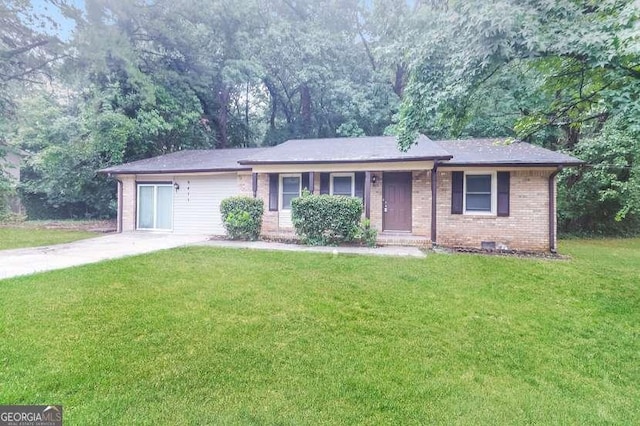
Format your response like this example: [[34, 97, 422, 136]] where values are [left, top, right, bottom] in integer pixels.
[[101, 136, 581, 252]]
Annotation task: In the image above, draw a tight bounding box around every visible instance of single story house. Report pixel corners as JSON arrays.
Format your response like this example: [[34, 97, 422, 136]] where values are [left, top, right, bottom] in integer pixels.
[[99, 135, 583, 252]]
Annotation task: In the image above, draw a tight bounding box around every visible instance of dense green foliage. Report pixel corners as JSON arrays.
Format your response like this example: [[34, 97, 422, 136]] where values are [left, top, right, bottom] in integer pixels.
[[220, 196, 264, 240], [292, 192, 363, 245], [354, 218, 378, 248], [1, 239, 639, 423], [0, 172, 14, 219], [0, 0, 638, 234], [396, 0, 640, 235], [558, 119, 640, 235]]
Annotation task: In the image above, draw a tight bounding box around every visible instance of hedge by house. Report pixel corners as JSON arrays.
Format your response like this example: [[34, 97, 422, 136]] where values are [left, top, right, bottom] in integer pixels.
[[291, 192, 363, 245], [220, 196, 264, 240]]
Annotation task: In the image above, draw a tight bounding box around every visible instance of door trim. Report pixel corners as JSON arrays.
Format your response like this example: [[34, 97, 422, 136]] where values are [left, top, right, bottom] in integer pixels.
[[136, 183, 174, 231], [382, 172, 412, 232]]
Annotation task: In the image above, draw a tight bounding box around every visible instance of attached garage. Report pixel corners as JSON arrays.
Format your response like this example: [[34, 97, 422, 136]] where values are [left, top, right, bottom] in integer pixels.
[[172, 174, 238, 234], [100, 148, 263, 234]]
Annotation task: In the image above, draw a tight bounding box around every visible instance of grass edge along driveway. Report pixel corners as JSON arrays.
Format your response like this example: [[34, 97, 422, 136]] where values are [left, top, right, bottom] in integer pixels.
[[0, 238, 638, 424], [0, 227, 98, 250]]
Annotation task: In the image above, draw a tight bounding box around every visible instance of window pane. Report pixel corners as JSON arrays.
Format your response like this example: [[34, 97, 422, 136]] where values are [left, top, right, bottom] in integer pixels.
[[282, 176, 300, 209], [466, 194, 491, 211], [156, 186, 173, 229], [282, 177, 300, 193], [138, 186, 154, 228], [282, 193, 297, 209], [466, 175, 491, 193], [333, 176, 352, 196]]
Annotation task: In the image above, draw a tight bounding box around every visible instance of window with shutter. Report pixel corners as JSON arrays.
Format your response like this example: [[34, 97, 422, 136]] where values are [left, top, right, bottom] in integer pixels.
[[465, 174, 492, 212], [459, 171, 499, 215]]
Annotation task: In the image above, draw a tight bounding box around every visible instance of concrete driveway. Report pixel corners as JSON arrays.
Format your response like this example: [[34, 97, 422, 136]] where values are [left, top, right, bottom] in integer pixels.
[[0, 233, 210, 280]]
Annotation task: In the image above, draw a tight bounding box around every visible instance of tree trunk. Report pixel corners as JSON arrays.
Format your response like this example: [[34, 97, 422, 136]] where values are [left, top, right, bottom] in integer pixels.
[[245, 82, 250, 145], [216, 86, 230, 148], [264, 79, 278, 129], [393, 63, 407, 98], [300, 83, 312, 136], [562, 124, 580, 150]]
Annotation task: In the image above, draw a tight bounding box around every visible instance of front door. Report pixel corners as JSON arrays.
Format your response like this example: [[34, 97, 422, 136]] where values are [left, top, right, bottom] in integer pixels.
[[383, 172, 412, 231]]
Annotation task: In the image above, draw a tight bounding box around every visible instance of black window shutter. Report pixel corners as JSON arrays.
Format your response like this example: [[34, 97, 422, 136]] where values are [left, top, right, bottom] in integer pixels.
[[269, 173, 279, 211], [320, 173, 330, 194], [497, 171, 510, 217], [301, 173, 310, 193], [451, 171, 463, 214], [354, 172, 365, 200]]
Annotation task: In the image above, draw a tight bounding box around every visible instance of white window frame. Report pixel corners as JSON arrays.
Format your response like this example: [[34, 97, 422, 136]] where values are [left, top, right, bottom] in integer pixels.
[[279, 173, 302, 210], [463, 171, 497, 215], [330, 172, 355, 197], [136, 183, 174, 230]]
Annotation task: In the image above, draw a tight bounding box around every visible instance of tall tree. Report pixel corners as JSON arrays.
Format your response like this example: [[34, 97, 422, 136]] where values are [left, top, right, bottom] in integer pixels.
[[396, 0, 640, 232]]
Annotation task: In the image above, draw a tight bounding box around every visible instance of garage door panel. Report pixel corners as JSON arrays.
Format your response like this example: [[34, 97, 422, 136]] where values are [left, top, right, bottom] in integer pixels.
[[172, 174, 238, 234]]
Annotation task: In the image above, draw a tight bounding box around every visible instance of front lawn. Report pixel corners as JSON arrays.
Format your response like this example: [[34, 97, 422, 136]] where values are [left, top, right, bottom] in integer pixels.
[[1, 239, 638, 424], [0, 227, 98, 250]]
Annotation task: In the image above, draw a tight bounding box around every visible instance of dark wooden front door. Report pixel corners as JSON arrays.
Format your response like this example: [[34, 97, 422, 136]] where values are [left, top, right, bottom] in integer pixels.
[[383, 172, 412, 231]]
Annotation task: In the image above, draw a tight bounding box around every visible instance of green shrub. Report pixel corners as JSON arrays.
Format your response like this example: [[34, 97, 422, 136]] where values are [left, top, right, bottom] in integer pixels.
[[220, 196, 264, 240], [291, 192, 363, 245], [0, 171, 17, 221], [355, 218, 378, 247]]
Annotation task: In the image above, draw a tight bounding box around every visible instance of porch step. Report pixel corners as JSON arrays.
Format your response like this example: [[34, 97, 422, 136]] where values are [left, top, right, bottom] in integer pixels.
[[377, 233, 430, 247], [261, 231, 299, 243]]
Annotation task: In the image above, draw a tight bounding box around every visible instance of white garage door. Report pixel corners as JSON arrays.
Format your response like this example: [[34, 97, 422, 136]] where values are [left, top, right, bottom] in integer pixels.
[[172, 174, 239, 235]]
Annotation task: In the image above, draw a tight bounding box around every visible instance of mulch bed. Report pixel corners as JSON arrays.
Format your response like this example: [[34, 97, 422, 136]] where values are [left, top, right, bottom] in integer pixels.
[[439, 245, 569, 260]]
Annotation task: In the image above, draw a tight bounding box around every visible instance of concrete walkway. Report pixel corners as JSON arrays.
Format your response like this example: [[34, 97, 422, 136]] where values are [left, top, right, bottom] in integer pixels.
[[196, 239, 427, 258], [0, 233, 210, 280], [0, 233, 426, 281]]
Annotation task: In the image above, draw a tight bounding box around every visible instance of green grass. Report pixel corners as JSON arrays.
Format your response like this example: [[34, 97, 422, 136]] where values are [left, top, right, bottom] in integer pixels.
[[0, 227, 97, 250], [1, 239, 639, 424]]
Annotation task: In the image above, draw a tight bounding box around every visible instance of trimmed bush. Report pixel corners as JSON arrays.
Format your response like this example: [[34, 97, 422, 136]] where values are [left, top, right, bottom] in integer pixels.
[[220, 196, 264, 240], [355, 218, 378, 247], [291, 192, 363, 245]]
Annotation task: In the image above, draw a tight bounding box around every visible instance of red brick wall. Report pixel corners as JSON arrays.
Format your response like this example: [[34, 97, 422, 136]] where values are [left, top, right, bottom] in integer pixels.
[[411, 170, 431, 237], [436, 169, 553, 251], [243, 169, 555, 251], [121, 176, 136, 232]]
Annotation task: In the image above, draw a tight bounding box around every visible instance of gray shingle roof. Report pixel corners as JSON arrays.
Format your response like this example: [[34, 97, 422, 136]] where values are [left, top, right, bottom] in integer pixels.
[[99, 137, 583, 174], [238, 134, 453, 164], [436, 139, 583, 166], [99, 148, 264, 174]]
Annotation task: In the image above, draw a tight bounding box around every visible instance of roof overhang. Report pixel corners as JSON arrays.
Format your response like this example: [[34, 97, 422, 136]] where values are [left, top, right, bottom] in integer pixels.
[[238, 155, 453, 166], [248, 159, 440, 173], [438, 161, 584, 168], [99, 167, 251, 176]]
